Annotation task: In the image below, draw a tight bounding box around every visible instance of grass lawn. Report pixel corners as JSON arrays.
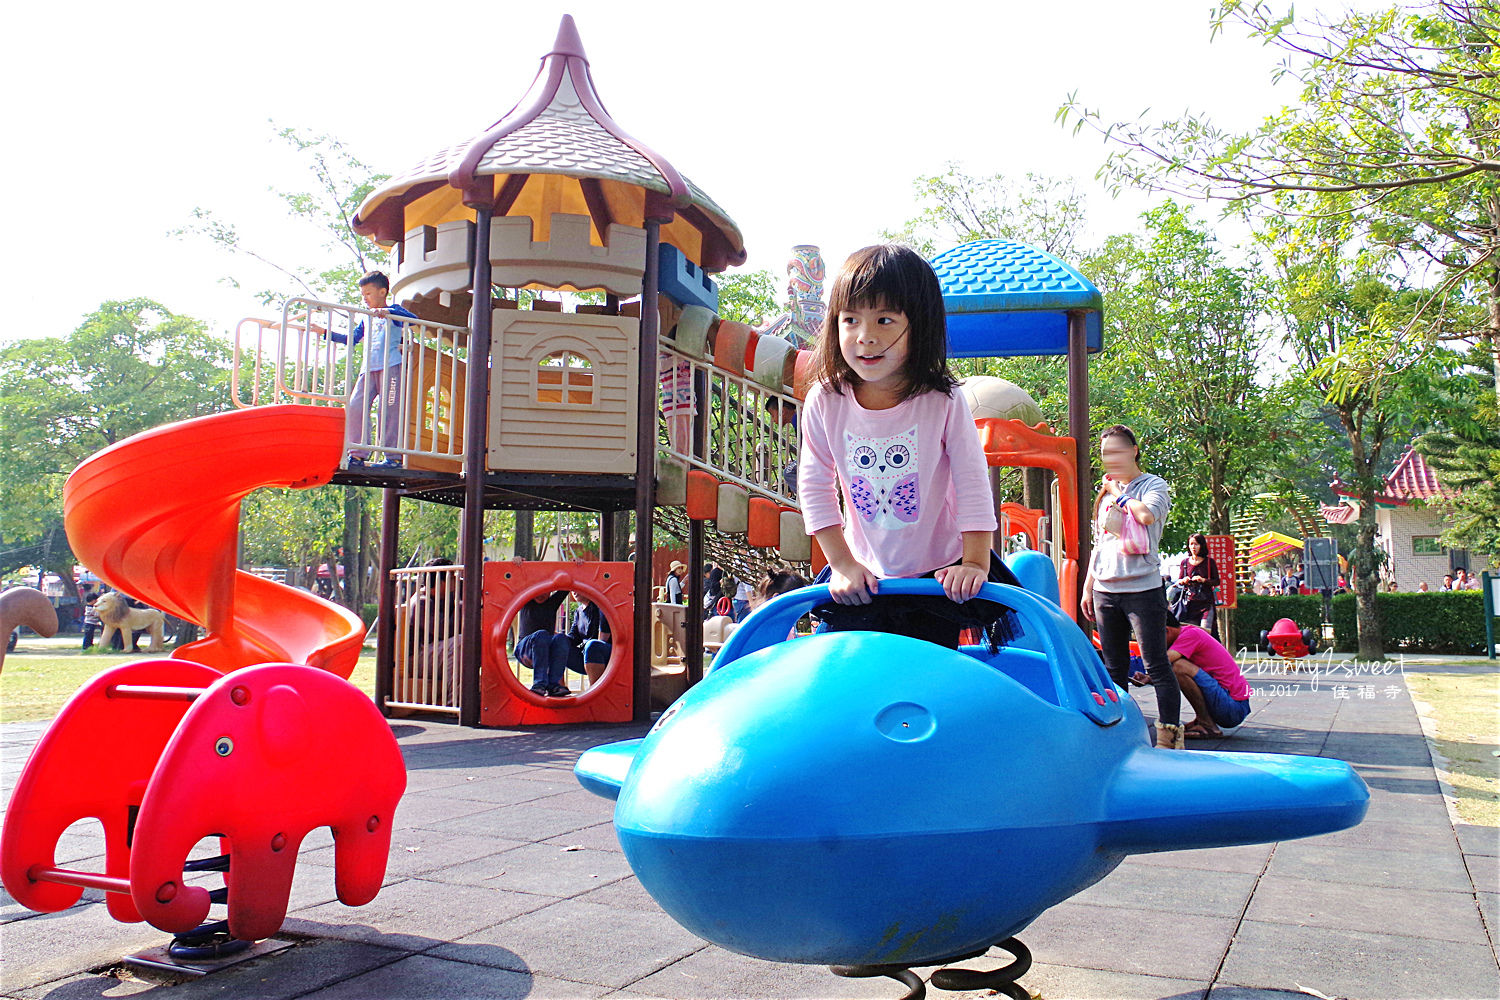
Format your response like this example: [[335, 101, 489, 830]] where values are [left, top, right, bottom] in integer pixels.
[[1, 640, 378, 724], [1404, 667, 1500, 828]]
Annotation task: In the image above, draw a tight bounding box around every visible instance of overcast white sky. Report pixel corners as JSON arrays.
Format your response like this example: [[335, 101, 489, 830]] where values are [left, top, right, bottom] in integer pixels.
[[3, 0, 1344, 341]]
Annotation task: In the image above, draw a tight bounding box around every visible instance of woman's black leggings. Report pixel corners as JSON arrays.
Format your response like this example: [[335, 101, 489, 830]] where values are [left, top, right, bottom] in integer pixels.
[[1095, 585, 1180, 725]]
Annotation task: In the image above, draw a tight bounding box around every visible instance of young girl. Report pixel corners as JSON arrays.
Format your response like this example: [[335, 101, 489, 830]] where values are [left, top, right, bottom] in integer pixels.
[[797, 244, 1004, 648]]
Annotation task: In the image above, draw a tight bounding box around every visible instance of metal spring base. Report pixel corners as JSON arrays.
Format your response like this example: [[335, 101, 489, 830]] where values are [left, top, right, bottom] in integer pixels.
[[830, 936, 1032, 1000], [166, 854, 250, 962], [168, 918, 251, 962]]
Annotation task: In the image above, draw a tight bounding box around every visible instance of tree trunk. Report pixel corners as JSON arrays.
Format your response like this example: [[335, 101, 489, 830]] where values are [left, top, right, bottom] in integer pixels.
[[514, 510, 534, 561], [1208, 450, 1231, 536], [1344, 417, 1386, 660]]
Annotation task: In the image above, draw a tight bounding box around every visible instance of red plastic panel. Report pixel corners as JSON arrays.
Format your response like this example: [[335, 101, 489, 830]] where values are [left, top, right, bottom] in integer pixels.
[[1, 660, 218, 923], [480, 562, 634, 726], [685, 470, 720, 520], [747, 498, 782, 549], [128, 665, 405, 940]]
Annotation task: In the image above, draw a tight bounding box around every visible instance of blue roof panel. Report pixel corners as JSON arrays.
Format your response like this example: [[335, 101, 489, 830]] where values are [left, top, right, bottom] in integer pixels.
[[929, 240, 1104, 357]]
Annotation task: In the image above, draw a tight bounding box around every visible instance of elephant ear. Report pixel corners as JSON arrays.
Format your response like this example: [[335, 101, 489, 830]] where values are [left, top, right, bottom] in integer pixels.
[[258, 684, 311, 767]]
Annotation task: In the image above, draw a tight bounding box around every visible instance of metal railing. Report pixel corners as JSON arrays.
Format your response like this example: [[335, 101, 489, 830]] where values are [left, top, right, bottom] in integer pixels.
[[658, 344, 801, 507], [387, 564, 464, 714], [231, 298, 471, 471]]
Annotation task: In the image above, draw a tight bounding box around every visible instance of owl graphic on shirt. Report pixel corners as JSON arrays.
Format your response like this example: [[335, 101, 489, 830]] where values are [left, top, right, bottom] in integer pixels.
[[844, 426, 921, 529]]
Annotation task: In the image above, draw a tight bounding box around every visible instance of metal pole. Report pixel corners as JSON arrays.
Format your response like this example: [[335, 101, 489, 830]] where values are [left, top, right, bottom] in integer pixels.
[[686, 519, 704, 685], [633, 219, 663, 721], [1067, 310, 1092, 625], [684, 362, 708, 686], [374, 487, 400, 716], [1485, 572, 1496, 660], [459, 206, 493, 728]]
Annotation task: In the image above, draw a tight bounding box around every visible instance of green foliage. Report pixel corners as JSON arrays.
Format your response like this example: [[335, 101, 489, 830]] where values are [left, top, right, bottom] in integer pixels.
[[715, 268, 780, 326], [0, 299, 230, 576], [1232, 592, 1488, 655], [239, 483, 351, 580], [1415, 352, 1500, 558], [1060, 0, 1498, 387], [1230, 594, 1327, 650], [1084, 203, 1282, 540]]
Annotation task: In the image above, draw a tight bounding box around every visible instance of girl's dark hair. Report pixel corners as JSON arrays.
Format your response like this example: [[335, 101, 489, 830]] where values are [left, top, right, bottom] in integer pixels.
[[813, 244, 956, 402], [759, 565, 809, 601], [1188, 532, 1209, 555]]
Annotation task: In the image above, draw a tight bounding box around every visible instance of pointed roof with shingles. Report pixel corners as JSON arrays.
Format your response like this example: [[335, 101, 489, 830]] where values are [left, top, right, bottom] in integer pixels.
[[353, 16, 744, 270]]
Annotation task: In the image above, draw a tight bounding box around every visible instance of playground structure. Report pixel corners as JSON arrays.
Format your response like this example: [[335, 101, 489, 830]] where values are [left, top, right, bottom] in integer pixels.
[[1230, 490, 1327, 592], [221, 16, 1102, 727], [3, 13, 1099, 961]]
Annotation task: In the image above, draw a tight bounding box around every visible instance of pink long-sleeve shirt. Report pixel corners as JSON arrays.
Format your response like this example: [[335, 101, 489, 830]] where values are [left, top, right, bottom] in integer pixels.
[[798, 382, 997, 579]]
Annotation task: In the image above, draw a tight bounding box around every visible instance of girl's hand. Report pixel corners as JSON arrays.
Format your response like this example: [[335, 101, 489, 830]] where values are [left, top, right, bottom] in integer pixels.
[[829, 563, 879, 605], [1080, 587, 1096, 622], [1100, 475, 1123, 498], [935, 562, 987, 603]]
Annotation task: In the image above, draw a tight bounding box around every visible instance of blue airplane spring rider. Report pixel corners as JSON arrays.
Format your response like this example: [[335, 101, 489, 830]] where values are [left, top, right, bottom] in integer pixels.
[[577, 557, 1367, 999]]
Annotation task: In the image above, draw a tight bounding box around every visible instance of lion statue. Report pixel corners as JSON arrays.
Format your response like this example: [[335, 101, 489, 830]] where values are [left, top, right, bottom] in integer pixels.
[[95, 591, 166, 653]]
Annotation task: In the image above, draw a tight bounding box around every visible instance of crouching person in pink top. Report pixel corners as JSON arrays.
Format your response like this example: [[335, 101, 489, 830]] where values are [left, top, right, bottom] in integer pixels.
[[1164, 613, 1252, 739], [798, 245, 1018, 649]]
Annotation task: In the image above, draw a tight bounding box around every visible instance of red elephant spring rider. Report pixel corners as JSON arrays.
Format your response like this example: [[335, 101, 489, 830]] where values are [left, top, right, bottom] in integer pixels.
[[1, 660, 405, 959], [1261, 617, 1321, 659]]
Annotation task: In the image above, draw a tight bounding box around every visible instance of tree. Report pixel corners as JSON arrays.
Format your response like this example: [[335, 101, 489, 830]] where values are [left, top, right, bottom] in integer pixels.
[[883, 163, 1090, 259], [1415, 349, 1500, 557], [716, 268, 780, 326], [174, 124, 391, 306], [1060, 1, 1500, 394], [0, 300, 230, 581], [1085, 203, 1283, 543], [1262, 210, 1461, 658]]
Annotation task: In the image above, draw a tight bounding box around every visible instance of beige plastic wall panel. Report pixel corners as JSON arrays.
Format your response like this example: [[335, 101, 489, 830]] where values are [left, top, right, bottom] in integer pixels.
[[391, 220, 474, 302], [656, 450, 688, 506], [489, 213, 646, 295], [487, 310, 640, 474], [778, 510, 811, 562], [715, 483, 749, 534]]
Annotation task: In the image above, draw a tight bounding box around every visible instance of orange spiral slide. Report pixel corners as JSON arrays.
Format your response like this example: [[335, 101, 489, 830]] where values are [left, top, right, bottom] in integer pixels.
[[63, 405, 365, 677]]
